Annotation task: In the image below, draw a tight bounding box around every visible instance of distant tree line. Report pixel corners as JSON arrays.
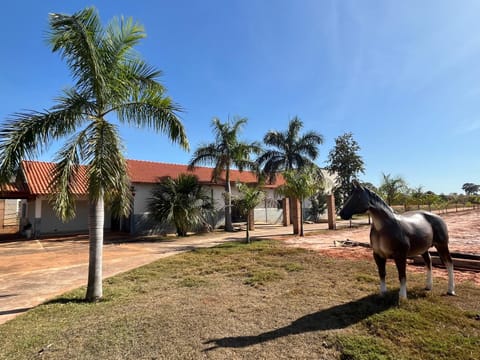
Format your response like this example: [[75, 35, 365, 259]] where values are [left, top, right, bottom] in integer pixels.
[[362, 174, 480, 211]]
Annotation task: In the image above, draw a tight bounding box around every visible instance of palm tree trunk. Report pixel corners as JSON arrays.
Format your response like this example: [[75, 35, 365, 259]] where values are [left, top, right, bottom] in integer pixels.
[[246, 217, 250, 243], [86, 192, 104, 301], [224, 168, 234, 232]]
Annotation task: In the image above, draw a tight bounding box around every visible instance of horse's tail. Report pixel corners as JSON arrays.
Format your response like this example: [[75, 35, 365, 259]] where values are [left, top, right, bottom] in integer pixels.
[[422, 212, 449, 246]]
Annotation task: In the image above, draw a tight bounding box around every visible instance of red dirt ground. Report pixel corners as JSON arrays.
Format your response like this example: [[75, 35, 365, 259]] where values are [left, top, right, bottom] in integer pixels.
[[285, 209, 480, 285]]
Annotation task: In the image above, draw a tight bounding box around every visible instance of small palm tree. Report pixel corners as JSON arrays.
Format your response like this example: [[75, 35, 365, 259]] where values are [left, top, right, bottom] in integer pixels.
[[236, 182, 265, 243], [379, 173, 408, 206], [276, 166, 322, 236], [257, 116, 323, 182], [148, 174, 212, 236], [188, 117, 261, 232], [0, 7, 188, 301]]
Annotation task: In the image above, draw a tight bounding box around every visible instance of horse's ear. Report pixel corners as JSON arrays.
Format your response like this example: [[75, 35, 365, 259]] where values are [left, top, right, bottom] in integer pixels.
[[352, 179, 361, 189]]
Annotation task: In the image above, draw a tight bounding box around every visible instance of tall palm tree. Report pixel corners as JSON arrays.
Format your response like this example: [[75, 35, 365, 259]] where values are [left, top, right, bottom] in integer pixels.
[[188, 117, 260, 232], [257, 116, 323, 182], [148, 174, 212, 236], [0, 7, 188, 301]]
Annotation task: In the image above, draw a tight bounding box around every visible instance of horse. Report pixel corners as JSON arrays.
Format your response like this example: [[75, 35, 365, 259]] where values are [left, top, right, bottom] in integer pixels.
[[339, 180, 455, 299]]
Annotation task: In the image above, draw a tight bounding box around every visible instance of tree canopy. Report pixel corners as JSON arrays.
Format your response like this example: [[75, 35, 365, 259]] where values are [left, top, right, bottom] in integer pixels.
[[148, 174, 213, 236], [462, 183, 479, 195], [236, 182, 265, 243], [378, 173, 408, 206], [276, 166, 323, 236], [188, 117, 261, 232], [257, 116, 323, 183], [325, 132, 364, 209]]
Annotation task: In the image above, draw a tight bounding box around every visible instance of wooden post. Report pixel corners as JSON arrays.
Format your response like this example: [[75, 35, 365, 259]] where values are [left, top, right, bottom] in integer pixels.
[[327, 194, 336, 230], [248, 209, 255, 231], [282, 198, 290, 226], [292, 198, 301, 235]]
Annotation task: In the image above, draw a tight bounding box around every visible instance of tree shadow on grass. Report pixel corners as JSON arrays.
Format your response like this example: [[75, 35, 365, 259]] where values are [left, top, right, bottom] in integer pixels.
[[44, 297, 95, 305], [204, 292, 398, 351]]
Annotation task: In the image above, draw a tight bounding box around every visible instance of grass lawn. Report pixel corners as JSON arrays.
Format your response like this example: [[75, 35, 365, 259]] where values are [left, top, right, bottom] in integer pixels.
[[0, 240, 479, 359]]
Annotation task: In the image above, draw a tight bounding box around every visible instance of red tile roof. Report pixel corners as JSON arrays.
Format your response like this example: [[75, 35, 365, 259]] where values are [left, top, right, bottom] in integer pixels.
[[17, 159, 284, 196], [0, 182, 30, 198], [22, 161, 88, 195], [127, 159, 282, 187]]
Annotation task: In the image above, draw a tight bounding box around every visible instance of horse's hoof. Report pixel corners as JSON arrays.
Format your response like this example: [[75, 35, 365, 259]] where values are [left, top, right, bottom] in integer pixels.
[[447, 291, 456, 296], [424, 287, 432, 291]]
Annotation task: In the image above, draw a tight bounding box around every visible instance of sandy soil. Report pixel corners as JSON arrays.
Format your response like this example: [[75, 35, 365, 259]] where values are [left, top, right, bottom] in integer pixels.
[[284, 209, 480, 285]]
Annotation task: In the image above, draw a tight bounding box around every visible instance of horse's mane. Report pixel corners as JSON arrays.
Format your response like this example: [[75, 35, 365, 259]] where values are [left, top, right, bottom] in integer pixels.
[[364, 187, 395, 214]]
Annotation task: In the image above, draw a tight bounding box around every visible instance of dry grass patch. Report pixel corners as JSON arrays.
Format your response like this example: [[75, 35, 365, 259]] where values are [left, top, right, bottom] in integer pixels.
[[0, 240, 478, 359]]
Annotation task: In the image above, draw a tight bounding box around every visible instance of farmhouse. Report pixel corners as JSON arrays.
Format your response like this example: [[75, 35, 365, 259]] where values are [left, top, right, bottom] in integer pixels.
[[0, 159, 291, 237]]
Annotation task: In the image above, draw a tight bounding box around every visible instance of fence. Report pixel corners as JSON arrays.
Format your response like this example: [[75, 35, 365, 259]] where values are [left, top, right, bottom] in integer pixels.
[[0, 199, 20, 234], [391, 203, 478, 214], [340, 203, 478, 229]]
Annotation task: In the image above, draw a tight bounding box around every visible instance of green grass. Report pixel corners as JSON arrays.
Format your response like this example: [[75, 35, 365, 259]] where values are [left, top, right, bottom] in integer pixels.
[[0, 240, 478, 359]]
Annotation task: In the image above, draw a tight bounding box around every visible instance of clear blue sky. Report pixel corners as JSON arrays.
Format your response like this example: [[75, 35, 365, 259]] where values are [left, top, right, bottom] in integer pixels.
[[1, 0, 479, 194]]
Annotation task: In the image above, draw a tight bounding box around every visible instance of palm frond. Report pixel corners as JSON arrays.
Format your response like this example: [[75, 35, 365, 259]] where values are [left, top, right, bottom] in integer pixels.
[[82, 120, 130, 210], [48, 8, 107, 104], [263, 130, 286, 148], [286, 116, 303, 141], [229, 116, 248, 134], [103, 15, 145, 69], [188, 144, 220, 169], [49, 129, 90, 221], [0, 107, 86, 183], [115, 95, 188, 150]]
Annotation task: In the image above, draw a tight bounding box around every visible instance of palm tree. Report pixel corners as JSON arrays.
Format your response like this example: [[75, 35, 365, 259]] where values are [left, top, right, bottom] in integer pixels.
[[188, 117, 260, 232], [0, 7, 188, 301], [257, 117, 323, 225], [148, 174, 212, 236], [257, 116, 323, 182], [236, 182, 265, 243], [378, 173, 408, 206], [276, 166, 322, 236]]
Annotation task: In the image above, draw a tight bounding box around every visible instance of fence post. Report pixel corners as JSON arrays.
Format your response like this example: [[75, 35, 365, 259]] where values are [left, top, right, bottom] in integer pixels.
[[327, 194, 336, 230], [248, 209, 255, 231], [282, 198, 290, 226], [292, 198, 301, 235]]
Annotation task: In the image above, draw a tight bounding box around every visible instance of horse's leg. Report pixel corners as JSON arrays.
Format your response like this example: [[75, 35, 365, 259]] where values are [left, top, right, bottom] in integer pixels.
[[393, 256, 407, 299], [435, 243, 456, 295], [421, 251, 433, 291], [373, 252, 387, 295]]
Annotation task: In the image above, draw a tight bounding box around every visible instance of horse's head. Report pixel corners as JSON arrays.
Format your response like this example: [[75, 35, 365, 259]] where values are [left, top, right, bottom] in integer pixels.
[[339, 180, 370, 220]]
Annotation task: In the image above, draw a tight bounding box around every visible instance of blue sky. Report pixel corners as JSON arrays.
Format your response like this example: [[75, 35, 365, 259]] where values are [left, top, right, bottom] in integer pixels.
[[1, 0, 479, 194]]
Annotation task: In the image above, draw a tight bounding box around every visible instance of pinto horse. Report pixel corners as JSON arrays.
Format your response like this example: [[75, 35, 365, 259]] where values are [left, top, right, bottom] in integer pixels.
[[339, 180, 455, 299]]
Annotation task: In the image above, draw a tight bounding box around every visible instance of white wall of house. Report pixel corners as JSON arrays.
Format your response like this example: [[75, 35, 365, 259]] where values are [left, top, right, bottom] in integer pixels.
[[130, 182, 284, 234], [26, 196, 112, 236], [132, 183, 153, 213], [18, 181, 287, 237]]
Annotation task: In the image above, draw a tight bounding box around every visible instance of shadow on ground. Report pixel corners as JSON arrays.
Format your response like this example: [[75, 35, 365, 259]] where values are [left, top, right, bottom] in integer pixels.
[[0, 307, 32, 316], [204, 292, 397, 351]]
